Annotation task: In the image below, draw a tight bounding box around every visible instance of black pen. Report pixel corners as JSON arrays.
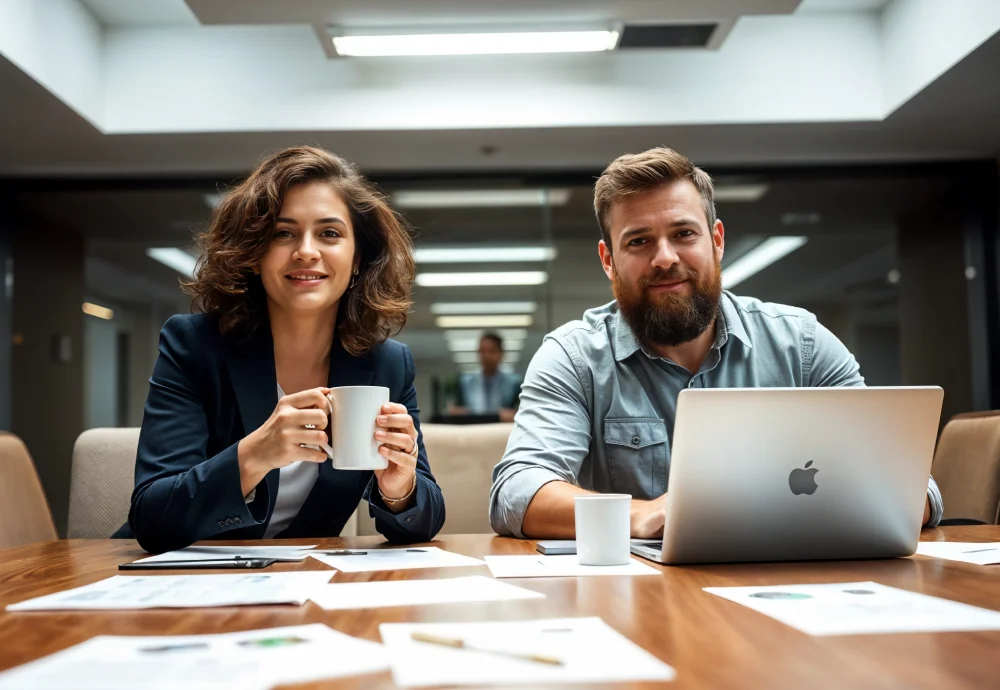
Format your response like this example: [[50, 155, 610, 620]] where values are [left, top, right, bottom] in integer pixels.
[[119, 558, 277, 570]]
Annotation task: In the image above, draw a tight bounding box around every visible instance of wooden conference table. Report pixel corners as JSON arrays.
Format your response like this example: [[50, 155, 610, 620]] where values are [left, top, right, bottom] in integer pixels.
[[0, 527, 998, 689]]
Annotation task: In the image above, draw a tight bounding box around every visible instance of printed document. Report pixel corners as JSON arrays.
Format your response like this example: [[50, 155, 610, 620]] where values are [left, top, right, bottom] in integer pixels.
[[6, 572, 333, 611], [0, 624, 387, 690], [134, 545, 317, 564], [379, 616, 675, 687], [309, 546, 484, 573], [309, 575, 543, 610], [704, 581, 1000, 635], [484, 554, 660, 578], [916, 542, 1000, 565]]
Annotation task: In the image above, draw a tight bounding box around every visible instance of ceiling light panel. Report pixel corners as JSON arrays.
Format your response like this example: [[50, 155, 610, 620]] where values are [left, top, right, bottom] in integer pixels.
[[721, 236, 808, 289], [393, 189, 570, 208], [416, 247, 556, 264], [436, 315, 534, 328], [332, 31, 619, 57], [416, 271, 548, 287], [431, 302, 538, 315], [147, 248, 198, 277], [444, 329, 529, 341]]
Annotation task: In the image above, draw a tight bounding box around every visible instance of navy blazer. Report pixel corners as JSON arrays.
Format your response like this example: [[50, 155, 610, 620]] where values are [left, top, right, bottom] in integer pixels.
[[121, 313, 445, 553]]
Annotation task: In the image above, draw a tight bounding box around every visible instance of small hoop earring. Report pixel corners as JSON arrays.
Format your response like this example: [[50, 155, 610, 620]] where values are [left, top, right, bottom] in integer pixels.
[[349, 269, 359, 289]]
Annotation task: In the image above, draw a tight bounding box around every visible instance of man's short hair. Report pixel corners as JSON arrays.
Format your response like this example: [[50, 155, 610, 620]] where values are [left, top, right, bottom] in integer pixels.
[[480, 332, 504, 351], [593, 147, 717, 251]]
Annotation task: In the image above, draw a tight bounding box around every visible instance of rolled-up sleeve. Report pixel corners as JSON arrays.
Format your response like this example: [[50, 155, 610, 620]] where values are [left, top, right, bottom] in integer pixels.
[[489, 337, 593, 537], [925, 475, 944, 528]]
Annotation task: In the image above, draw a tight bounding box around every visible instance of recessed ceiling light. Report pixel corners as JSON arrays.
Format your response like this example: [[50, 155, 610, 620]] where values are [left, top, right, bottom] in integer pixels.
[[444, 329, 529, 341], [393, 189, 570, 208], [452, 351, 521, 365], [82, 302, 114, 320], [721, 237, 807, 289], [714, 184, 769, 202], [415, 247, 556, 264], [436, 315, 534, 328], [147, 248, 198, 277], [332, 31, 619, 58], [431, 302, 538, 315], [781, 211, 822, 226], [416, 271, 548, 287], [448, 338, 525, 352]]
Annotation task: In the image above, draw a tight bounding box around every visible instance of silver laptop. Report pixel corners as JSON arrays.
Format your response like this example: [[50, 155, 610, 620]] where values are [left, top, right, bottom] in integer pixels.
[[631, 387, 943, 565]]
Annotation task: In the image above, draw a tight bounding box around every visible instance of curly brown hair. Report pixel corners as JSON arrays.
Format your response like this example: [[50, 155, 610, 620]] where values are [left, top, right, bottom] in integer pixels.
[[184, 146, 414, 355]]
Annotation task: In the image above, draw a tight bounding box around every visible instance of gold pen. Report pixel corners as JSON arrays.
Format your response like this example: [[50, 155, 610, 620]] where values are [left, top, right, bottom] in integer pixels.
[[410, 631, 564, 666]]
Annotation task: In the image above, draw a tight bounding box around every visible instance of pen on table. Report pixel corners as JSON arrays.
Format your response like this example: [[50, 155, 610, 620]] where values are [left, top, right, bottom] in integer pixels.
[[961, 548, 998, 554], [410, 631, 563, 666]]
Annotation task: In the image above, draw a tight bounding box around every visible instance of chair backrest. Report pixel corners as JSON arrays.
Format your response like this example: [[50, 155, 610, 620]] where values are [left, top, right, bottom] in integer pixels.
[[356, 422, 514, 536], [68, 428, 140, 538], [67, 427, 362, 539], [931, 411, 1000, 524], [0, 432, 57, 547]]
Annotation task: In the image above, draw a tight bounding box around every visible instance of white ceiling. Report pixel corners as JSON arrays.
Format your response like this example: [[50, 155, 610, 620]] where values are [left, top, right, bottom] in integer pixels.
[[81, 0, 198, 27], [797, 0, 889, 13]]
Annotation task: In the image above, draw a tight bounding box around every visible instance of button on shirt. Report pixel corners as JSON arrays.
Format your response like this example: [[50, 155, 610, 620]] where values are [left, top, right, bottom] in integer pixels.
[[488, 292, 944, 537]]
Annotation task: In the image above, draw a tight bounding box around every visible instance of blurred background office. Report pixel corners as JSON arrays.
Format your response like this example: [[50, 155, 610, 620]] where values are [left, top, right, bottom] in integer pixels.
[[1, 0, 999, 534]]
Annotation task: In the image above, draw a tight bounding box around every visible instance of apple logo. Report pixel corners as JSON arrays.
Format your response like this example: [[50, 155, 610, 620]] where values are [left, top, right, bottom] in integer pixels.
[[788, 461, 819, 495]]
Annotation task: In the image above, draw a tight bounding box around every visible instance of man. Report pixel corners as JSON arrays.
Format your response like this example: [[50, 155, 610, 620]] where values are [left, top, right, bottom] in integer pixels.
[[450, 332, 521, 423], [489, 147, 942, 539]]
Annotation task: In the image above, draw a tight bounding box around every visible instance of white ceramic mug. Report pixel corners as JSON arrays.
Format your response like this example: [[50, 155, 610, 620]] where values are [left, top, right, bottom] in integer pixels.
[[574, 494, 632, 566], [305, 386, 390, 471]]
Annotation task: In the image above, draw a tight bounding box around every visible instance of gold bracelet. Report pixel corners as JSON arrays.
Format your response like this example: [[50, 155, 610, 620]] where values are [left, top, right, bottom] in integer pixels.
[[379, 471, 417, 506]]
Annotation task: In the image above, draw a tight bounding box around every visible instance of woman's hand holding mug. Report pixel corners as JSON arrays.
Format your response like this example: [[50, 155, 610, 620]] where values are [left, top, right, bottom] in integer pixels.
[[373, 402, 419, 511], [237, 387, 332, 497]]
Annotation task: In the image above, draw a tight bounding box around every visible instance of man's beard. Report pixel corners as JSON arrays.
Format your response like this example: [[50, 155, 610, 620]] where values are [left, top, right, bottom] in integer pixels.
[[612, 260, 722, 348]]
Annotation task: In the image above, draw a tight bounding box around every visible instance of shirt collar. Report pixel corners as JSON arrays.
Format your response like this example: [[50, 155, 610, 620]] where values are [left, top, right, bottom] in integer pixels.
[[611, 291, 752, 363]]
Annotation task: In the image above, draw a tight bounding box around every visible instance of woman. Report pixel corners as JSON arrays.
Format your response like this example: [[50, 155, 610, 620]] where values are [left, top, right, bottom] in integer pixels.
[[124, 146, 445, 553]]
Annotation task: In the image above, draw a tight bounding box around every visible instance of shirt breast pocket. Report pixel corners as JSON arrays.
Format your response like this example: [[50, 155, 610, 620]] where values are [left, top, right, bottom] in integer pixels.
[[603, 418, 668, 499]]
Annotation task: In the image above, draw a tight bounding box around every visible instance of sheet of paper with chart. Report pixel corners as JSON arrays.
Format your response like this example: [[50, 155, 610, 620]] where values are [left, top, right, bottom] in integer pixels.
[[916, 542, 1000, 565], [379, 616, 676, 687], [309, 576, 543, 610], [309, 546, 484, 573], [5, 572, 333, 611], [133, 545, 318, 564], [483, 554, 660, 578], [0, 624, 388, 690], [704, 581, 1000, 635]]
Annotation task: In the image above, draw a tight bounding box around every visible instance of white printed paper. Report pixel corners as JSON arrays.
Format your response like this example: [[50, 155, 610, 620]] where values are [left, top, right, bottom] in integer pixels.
[[0, 624, 387, 690], [134, 545, 318, 564], [704, 581, 1000, 636], [916, 542, 1000, 565], [484, 554, 660, 578], [6, 572, 333, 611], [309, 546, 484, 573], [309, 576, 543, 610], [380, 617, 675, 687]]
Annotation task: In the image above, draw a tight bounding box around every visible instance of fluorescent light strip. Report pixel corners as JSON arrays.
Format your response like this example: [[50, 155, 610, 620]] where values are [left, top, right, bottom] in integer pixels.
[[448, 339, 525, 352], [333, 31, 619, 57], [452, 351, 521, 365], [394, 189, 570, 208], [721, 237, 808, 290], [444, 329, 529, 341], [82, 302, 114, 320], [431, 302, 537, 315], [416, 271, 547, 287], [147, 248, 198, 277], [713, 184, 769, 202], [416, 247, 556, 264], [436, 315, 533, 329]]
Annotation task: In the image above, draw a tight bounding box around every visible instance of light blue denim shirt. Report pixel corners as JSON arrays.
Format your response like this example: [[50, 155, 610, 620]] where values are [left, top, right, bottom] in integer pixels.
[[489, 291, 944, 537]]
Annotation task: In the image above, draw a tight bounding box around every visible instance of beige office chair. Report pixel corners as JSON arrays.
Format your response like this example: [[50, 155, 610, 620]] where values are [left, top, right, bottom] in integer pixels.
[[355, 423, 514, 536], [68, 428, 359, 538], [930, 411, 1000, 525], [0, 432, 58, 548]]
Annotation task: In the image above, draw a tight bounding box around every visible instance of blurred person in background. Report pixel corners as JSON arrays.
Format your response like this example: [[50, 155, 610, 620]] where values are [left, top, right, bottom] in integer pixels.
[[449, 332, 522, 423]]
